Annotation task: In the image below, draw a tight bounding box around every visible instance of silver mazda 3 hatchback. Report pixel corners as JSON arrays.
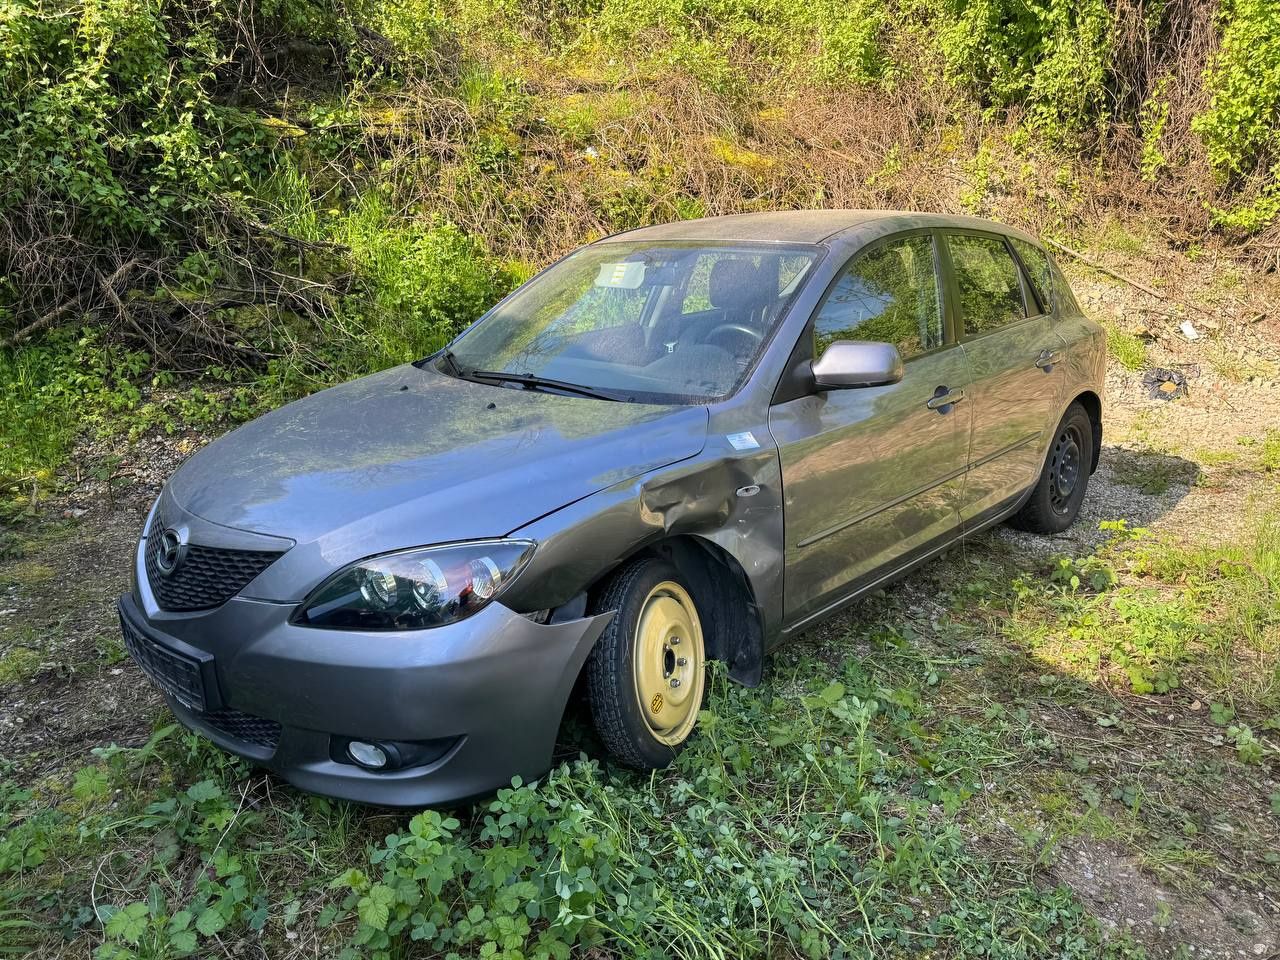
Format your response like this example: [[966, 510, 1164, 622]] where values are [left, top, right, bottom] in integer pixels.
[[120, 211, 1105, 805]]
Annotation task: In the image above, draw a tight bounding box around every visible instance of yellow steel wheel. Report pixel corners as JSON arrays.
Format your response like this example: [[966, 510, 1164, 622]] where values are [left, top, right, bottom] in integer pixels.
[[631, 581, 705, 746]]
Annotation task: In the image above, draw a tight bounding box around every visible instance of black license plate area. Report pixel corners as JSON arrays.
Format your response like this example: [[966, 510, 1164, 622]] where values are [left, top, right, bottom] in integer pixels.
[[119, 612, 211, 712]]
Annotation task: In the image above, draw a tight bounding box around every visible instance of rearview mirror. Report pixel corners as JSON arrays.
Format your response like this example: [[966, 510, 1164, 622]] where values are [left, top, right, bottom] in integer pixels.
[[811, 340, 904, 389]]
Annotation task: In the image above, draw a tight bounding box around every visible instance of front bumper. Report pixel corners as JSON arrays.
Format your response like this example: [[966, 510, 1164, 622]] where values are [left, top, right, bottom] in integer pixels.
[[117, 586, 611, 807]]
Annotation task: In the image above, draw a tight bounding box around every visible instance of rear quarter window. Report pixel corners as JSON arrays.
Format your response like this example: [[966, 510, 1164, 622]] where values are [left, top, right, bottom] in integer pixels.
[[1050, 257, 1083, 315], [1011, 238, 1053, 314], [946, 234, 1027, 335]]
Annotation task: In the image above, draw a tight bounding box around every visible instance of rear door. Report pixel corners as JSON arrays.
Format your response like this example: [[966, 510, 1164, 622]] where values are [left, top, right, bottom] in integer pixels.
[[942, 231, 1065, 524], [769, 231, 972, 628]]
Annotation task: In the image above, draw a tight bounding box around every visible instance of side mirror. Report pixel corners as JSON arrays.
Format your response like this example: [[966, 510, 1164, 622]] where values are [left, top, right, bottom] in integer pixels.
[[811, 340, 904, 389]]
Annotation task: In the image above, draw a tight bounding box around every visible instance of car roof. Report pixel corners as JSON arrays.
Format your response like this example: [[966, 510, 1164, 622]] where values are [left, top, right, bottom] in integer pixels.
[[597, 210, 1042, 247]]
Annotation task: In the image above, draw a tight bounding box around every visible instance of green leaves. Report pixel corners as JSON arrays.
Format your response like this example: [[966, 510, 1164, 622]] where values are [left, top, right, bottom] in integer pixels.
[[166, 910, 197, 955], [96, 893, 233, 958], [1194, 0, 1280, 179], [104, 903, 149, 945], [1227, 724, 1265, 764], [803, 680, 846, 709], [1209, 701, 1236, 726], [72, 766, 111, 801], [184, 780, 222, 803], [356, 884, 396, 931], [194, 908, 226, 937]]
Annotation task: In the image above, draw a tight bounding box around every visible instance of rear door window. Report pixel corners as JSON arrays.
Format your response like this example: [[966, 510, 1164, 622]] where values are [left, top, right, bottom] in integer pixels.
[[947, 234, 1027, 336]]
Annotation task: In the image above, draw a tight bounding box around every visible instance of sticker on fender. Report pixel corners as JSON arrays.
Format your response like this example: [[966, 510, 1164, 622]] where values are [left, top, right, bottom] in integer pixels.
[[726, 431, 760, 451]]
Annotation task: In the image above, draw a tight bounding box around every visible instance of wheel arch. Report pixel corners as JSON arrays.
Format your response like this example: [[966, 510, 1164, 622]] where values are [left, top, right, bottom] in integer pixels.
[[1070, 389, 1103, 474], [583, 534, 766, 687]]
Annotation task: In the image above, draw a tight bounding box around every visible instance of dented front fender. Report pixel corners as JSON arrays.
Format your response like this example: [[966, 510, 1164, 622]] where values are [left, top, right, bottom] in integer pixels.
[[502, 431, 786, 671]]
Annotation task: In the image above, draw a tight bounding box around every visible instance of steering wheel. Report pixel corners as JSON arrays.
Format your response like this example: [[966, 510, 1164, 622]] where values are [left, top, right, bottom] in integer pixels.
[[704, 323, 763, 354]]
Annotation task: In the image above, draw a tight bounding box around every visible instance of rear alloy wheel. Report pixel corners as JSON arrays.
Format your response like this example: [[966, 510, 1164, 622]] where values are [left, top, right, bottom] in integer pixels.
[[586, 558, 706, 768], [1010, 401, 1094, 534]]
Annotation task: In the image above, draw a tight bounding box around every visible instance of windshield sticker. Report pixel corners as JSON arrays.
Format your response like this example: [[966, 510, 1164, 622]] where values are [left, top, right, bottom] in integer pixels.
[[727, 431, 760, 451], [595, 261, 646, 289]]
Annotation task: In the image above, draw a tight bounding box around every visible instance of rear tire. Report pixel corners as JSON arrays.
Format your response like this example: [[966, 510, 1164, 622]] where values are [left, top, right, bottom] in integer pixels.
[[1009, 402, 1094, 534], [585, 558, 706, 769]]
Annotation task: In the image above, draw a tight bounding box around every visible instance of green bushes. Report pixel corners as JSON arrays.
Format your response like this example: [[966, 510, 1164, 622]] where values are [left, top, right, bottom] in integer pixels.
[[0, 199, 515, 493], [0, 0, 272, 241], [930, 0, 1113, 137], [0, 330, 148, 489], [327, 196, 518, 370], [1193, 0, 1280, 229], [3, 0, 1280, 492], [0, 0, 268, 338]]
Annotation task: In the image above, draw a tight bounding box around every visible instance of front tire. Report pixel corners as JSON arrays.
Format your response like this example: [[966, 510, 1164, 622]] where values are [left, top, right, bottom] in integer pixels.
[[585, 558, 706, 769], [1009, 401, 1094, 534]]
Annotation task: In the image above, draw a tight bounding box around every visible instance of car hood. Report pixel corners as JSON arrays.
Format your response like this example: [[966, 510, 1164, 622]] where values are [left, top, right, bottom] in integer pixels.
[[167, 364, 709, 554]]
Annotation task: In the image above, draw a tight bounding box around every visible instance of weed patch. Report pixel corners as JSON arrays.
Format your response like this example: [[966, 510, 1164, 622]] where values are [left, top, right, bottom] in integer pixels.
[[1106, 326, 1149, 371], [0, 646, 40, 684], [1110, 451, 1197, 495], [999, 520, 1280, 710], [3, 626, 1141, 959]]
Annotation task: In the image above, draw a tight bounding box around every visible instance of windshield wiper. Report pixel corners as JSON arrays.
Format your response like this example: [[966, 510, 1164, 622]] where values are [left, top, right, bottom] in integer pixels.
[[468, 370, 626, 402], [437, 348, 467, 378]]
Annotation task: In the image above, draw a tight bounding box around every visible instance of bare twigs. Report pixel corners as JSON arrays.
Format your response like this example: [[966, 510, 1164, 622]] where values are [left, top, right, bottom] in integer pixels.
[[1044, 238, 1169, 300]]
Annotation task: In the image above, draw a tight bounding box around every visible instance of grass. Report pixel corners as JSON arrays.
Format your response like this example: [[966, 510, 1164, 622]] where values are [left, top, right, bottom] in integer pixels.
[[1106, 325, 1149, 371], [1205, 343, 1278, 383], [1092, 220, 1151, 257], [0, 622, 1133, 959], [1190, 430, 1280, 478], [0, 647, 40, 684], [1193, 448, 1239, 468], [992, 518, 1279, 708], [1263, 430, 1280, 472]]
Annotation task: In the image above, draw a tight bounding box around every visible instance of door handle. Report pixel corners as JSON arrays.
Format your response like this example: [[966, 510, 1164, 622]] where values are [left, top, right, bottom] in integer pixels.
[[1035, 349, 1060, 370], [926, 387, 965, 411]]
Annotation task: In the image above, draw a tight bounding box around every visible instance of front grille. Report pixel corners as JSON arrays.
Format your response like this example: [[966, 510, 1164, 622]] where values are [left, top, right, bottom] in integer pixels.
[[199, 709, 282, 751], [146, 534, 284, 611], [120, 613, 208, 712]]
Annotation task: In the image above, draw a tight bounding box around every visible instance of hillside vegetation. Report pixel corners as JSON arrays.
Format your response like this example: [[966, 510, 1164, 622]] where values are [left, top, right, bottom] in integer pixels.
[[2, 0, 1279, 501]]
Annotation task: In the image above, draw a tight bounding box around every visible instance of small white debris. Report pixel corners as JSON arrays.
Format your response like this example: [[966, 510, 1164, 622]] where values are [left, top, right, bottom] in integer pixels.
[[1179, 320, 1200, 341]]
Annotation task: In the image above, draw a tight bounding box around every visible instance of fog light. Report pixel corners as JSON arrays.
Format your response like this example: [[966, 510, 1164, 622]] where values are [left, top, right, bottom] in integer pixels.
[[347, 740, 388, 769]]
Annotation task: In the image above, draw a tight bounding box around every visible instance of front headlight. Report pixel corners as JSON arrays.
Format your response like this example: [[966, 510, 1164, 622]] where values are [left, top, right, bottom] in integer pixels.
[[294, 539, 535, 631]]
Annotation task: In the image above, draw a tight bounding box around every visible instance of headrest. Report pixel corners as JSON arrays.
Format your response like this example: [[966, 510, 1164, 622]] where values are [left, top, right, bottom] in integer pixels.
[[708, 258, 765, 311]]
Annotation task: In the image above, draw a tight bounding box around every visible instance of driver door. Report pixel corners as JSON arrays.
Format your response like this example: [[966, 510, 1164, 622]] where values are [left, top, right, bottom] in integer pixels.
[[768, 232, 972, 628]]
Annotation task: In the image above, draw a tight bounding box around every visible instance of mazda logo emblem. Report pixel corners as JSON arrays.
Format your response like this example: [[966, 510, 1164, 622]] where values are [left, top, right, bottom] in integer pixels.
[[155, 529, 185, 576]]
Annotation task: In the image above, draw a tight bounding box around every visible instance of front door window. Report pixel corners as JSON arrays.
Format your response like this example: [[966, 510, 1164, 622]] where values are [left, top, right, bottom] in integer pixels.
[[812, 234, 944, 359]]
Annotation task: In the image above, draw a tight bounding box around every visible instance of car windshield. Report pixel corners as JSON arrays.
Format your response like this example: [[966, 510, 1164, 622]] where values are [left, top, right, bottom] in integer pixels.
[[440, 241, 821, 403]]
